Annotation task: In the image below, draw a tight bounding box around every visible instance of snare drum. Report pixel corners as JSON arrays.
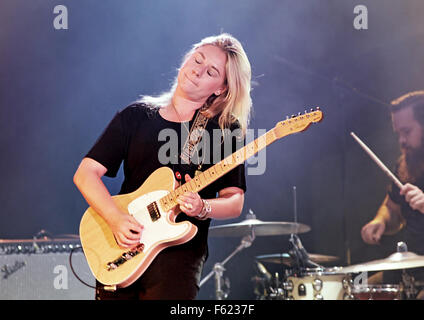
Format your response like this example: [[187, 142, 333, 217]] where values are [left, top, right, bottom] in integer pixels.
[[284, 268, 352, 300], [351, 284, 401, 300]]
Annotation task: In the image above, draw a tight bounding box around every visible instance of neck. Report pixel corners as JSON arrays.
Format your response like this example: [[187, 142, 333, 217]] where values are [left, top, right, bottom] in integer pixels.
[[169, 88, 206, 121]]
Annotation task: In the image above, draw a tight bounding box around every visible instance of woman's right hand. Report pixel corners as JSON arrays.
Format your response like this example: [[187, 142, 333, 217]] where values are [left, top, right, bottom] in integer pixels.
[[361, 219, 386, 245], [108, 211, 144, 249]]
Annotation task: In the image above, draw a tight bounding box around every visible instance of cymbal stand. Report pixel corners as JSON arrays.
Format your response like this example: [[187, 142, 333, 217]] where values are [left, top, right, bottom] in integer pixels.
[[397, 242, 418, 299], [200, 228, 256, 300]]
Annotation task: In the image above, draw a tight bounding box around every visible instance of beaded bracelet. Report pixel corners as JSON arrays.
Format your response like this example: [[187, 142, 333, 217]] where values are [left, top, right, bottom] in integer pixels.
[[197, 199, 211, 220]]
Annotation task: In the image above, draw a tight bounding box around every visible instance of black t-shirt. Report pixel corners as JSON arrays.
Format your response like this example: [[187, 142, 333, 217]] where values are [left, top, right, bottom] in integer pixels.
[[85, 102, 246, 279], [387, 162, 424, 255]]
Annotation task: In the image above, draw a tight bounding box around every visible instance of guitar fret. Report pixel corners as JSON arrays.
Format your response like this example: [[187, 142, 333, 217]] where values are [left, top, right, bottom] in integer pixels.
[[188, 179, 196, 193], [194, 176, 202, 190], [267, 130, 276, 144], [203, 169, 212, 183], [245, 143, 254, 158], [216, 164, 223, 174]]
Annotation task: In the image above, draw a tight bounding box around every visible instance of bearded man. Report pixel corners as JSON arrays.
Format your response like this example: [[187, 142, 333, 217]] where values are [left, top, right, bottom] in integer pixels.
[[361, 91, 424, 299]]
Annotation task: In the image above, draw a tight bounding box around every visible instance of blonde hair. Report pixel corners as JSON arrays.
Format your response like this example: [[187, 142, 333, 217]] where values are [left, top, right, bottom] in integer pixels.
[[139, 33, 252, 135]]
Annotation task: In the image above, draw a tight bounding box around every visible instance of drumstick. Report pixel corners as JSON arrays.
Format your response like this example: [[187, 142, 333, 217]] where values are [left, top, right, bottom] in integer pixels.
[[350, 132, 403, 189]]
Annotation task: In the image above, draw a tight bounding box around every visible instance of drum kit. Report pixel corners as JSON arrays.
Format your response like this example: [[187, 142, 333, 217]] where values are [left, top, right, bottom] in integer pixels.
[[200, 210, 424, 300]]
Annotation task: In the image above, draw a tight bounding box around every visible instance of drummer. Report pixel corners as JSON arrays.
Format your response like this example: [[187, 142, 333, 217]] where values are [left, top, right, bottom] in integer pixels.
[[361, 91, 424, 299]]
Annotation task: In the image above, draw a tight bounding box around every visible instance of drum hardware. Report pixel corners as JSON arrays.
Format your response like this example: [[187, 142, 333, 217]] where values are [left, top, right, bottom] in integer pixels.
[[255, 261, 272, 282], [268, 271, 285, 299], [204, 205, 311, 300], [252, 261, 287, 300], [401, 270, 417, 300], [252, 186, 353, 300], [397, 242, 418, 299], [200, 210, 257, 299], [280, 267, 353, 300], [289, 234, 324, 269], [204, 189, 314, 300]]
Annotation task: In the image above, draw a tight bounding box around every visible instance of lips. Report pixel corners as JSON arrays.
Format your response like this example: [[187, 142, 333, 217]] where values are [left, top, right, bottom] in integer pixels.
[[184, 73, 198, 86]]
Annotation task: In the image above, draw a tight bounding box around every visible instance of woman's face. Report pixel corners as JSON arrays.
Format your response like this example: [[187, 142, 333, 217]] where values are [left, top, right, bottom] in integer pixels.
[[177, 44, 228, 102]]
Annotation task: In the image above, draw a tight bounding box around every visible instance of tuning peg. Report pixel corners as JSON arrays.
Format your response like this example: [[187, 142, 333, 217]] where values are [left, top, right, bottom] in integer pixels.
[[316, 106, 320, 110], [298, 112, 301, 116], [310, 108, 314, 112], [286, 115, 289, 120], [291, 114, 296, 118]]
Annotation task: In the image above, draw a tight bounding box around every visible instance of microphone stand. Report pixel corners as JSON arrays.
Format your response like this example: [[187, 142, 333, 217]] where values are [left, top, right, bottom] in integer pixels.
[[289, 187, 322, 270], [200, 211, 256, 300], [289, 233, 322, 269]]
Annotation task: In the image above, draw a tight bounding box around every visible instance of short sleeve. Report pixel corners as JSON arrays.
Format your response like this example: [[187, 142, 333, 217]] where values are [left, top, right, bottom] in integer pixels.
[[387, 181, 402, 205], [85, 110, 127, 177]]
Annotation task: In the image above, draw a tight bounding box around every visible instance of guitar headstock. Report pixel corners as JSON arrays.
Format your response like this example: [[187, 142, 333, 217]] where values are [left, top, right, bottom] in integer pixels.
[[274, 107, 323, 139]]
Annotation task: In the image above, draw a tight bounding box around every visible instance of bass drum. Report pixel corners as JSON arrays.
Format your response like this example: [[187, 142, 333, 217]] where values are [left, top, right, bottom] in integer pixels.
[[284, 267, 352, 300]]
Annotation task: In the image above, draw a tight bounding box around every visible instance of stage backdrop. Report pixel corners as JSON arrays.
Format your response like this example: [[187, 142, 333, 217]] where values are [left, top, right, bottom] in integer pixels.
[[1, 0, 423, 299]]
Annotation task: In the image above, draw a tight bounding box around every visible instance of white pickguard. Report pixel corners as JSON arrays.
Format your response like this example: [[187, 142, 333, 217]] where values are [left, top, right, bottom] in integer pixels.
[[127, 190, 189, 253]]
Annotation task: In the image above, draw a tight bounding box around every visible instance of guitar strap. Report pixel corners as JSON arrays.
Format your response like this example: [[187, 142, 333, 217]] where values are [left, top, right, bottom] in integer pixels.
[[180, 109, 209, 172]]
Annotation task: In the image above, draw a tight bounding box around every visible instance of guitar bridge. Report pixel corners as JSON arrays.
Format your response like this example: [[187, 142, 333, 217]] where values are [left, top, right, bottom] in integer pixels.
[[106, 243, 144, 271]]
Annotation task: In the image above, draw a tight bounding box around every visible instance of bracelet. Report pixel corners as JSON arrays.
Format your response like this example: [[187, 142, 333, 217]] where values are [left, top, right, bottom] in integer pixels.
[[197, 199, 211, 220]]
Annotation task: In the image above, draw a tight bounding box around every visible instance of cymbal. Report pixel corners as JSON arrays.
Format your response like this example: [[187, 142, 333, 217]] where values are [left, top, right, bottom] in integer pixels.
[[340, 251, 424, 273], [256, 253, 340, 266], [208, 218, 310, 237]]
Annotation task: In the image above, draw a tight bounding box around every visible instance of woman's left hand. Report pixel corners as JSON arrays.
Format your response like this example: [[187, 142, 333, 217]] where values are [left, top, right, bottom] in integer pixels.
[[176, 174, 204, 216]]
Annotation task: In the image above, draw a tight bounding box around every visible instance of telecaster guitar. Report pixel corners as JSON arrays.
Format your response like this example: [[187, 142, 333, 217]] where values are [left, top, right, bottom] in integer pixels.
[[79, 108, 323, 288]]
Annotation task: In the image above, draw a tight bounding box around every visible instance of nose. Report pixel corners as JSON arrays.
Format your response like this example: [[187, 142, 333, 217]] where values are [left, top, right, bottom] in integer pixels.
[[192, 65, 205, 77], [192, 68, 200, 77], [399, 135, 407, 146]]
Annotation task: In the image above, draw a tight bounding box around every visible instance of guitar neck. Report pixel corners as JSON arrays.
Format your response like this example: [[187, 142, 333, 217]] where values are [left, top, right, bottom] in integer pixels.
[[158, 109, 323, 212], [159, 128, 278, 212]]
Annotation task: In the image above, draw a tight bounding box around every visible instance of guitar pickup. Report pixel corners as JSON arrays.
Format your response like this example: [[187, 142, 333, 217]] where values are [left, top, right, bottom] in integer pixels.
[[147, 201, 161, 222]]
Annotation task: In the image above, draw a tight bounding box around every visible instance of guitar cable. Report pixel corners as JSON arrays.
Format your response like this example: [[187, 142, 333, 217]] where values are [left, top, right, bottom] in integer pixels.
[[69, 245, 97, 289]]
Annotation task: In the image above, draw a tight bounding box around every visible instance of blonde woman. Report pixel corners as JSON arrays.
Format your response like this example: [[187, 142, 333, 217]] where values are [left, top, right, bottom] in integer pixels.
[[74, 33, 253, 299]]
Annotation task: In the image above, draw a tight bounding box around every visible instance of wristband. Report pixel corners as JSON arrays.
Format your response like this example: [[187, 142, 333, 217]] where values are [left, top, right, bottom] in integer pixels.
[[197, 199, 211, 220]]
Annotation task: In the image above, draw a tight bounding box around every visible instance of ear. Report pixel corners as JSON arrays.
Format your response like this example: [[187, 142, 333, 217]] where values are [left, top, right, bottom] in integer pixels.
[[215, 85, 228, 96]]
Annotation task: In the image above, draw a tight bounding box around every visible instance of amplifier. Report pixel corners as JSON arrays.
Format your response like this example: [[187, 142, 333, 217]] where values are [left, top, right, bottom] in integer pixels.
[[0, 237, 95, 300]]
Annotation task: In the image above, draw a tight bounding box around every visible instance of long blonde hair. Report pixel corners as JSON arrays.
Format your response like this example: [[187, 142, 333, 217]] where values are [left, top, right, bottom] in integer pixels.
[[138, 33, 252, 135]]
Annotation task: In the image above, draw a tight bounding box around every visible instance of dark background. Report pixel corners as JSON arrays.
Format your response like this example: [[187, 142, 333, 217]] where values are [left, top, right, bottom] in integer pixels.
[[1, 0, 423, 299]]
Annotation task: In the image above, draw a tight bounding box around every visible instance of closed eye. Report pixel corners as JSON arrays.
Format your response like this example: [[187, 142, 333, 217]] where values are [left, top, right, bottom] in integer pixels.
[[207, 70, 217, 77]]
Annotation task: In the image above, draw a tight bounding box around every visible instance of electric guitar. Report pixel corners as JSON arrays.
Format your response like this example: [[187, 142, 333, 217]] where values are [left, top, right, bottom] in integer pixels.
[[79, 108, 323, 288]]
